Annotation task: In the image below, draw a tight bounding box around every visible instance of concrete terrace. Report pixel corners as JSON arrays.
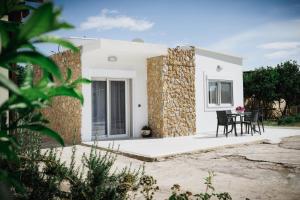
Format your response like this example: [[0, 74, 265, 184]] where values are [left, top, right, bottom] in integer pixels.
[[82, 127, 300, 161]]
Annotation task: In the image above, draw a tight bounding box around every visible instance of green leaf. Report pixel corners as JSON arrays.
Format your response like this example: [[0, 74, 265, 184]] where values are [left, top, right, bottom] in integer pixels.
[[0, 0, 34, 17], [0, 169, 24, 193], [48, 86, 84, 104], [34, 36, 79, 52], [19, 42, 36, 51], [0, 51, 62, 81], [17, 124, 64, 146], [66, 68, 72, 82], [71, 77, 92, 87], [8, 102, 27, 109], [18, 2, 73, 40], [0, 21, 19, 48], [0, 73, 21, 95], [20, 88, 48, 101], [21, 65, 33, 89], [0, 131, 18, 160]]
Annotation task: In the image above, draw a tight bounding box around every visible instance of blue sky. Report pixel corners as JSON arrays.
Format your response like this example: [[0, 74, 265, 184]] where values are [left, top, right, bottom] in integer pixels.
[[48, 0, 300, 70]]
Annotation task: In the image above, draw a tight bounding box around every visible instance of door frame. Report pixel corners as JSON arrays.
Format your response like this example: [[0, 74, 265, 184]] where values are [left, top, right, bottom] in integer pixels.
[[91, 78, 130, 139]]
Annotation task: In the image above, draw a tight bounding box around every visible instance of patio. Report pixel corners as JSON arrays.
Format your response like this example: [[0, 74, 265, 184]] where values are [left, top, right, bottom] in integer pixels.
[[82, 127, 300, 161]]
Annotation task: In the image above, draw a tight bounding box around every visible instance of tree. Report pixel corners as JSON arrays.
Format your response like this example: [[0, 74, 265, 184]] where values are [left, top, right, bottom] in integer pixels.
[[243, 66, 278, 118], [276, 60, 300, 116]]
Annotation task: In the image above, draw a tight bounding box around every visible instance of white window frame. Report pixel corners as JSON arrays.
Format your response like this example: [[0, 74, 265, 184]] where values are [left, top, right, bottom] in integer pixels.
[[206, 79, 234, 108]]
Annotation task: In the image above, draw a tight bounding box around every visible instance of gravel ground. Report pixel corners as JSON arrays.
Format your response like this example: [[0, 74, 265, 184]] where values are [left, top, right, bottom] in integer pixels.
[[50, 135, 300, 200]]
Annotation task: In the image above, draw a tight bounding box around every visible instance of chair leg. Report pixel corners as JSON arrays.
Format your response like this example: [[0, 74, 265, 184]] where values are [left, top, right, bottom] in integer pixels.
[[234, 124, 237, 136], [216, 124, 219, 137], [250, 124, 254, 136], [241, 123, 243, 135], [261, 120, 265, 132], [225, 125, 228, 137], [258, 123, 261, 135]]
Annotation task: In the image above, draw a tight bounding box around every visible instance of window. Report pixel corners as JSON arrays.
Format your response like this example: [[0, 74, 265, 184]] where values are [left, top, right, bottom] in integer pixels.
[[207, 80, 233, 106], [208, 81, 218, 104]]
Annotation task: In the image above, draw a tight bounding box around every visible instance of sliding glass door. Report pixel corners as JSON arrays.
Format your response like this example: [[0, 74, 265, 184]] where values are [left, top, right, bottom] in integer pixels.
[[92, 79, 128, 139], [92, 81, 107, 138], [109, 81, 126, 135]]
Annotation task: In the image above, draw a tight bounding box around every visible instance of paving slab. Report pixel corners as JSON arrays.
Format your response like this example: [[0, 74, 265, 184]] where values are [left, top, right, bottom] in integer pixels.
[[82, 127, 300, 161]]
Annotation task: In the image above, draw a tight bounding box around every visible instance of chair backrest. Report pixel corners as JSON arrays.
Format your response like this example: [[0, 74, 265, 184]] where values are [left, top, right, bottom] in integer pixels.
[[225, 110, 232, 114], [250, 110, 259, 122], [216, 111, 228, 125]]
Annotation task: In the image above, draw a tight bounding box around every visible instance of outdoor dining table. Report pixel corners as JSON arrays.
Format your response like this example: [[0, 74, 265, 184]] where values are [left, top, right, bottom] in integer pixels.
[[226, 111, 252, 136]]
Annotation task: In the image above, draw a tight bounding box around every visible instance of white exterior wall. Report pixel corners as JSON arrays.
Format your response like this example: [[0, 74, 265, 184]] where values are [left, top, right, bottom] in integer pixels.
[[195, 54, 244, 133], [79, 39, 167, 141]]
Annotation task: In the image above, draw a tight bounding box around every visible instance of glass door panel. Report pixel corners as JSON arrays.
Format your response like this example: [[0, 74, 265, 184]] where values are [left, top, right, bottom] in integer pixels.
[[109, 81, 126, 135], [92, 81, 107, 138]]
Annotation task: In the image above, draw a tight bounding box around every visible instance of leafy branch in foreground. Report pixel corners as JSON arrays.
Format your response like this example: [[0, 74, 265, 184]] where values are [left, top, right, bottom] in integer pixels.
[[0, 0, 90, 193]]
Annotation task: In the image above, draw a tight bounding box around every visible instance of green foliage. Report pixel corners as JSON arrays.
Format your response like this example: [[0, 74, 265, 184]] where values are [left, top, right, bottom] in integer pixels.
[[243, 60, 300, 118], [0, 128, 145, 200], [276, 61, 300, 114], [168, 171, 232, 200], [277, 114, 300, 125], [0, 0, 90, 194], [139, 175, 159, 200]]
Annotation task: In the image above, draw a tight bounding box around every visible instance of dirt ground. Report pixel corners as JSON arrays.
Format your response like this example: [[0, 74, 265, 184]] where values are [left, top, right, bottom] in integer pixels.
[[54, 135, 300, 200], [109, 135, 300, 200]]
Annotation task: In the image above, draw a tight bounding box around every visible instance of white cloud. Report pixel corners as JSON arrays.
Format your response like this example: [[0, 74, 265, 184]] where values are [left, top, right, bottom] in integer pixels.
[[80, 9, 154, 31], [207, 19, 300, 69], [209, 19, 300, 52], [258, 41, 300, 50], [264, 49, 300, 59]]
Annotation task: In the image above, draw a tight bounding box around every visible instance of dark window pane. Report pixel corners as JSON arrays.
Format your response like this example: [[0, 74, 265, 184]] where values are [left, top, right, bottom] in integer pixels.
[[92, 81, 107, 138], [110, 81, 126, 135], [221, 82, 232, 104], [209, 81, 218, 104]]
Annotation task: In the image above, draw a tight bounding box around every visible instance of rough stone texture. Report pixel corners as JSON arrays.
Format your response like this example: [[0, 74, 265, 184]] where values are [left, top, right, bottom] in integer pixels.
[[147, 47, 196, 137], [35, 49, 82, 144]]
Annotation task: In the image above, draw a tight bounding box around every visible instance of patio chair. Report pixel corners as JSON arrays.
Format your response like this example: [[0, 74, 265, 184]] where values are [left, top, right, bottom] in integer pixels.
[[242, 110, 261, 135], [259, 110, 265, 132], [216, 111, 236, 137], [226, 110, 243, 135]]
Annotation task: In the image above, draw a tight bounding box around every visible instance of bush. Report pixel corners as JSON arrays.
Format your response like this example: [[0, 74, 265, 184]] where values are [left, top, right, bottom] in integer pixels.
[[295, 113, 300, 122], [278, 116, 296, 125], [0, 127, 149, 200], [168, 171, 232, 200]]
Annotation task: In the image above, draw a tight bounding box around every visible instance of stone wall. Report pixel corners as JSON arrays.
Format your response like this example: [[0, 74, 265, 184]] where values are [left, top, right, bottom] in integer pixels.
[[147, 47, 196, 137], [35, 49, 82, 144]]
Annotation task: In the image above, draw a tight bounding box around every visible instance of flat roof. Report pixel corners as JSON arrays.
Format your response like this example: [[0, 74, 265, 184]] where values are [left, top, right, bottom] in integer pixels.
[[195, 47, 243, 66], [66, 37, 243, 65]]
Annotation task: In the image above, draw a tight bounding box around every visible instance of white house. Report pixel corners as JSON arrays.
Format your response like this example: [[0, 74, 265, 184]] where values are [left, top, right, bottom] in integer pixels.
[[44, 38, 243, 143]]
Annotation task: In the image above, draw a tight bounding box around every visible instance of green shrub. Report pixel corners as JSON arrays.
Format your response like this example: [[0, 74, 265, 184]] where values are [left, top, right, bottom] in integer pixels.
[[277, 116, 296, 125], [168, 171, 232, 200], [0, 127, 146, 200], [295, 113, 300, 122]]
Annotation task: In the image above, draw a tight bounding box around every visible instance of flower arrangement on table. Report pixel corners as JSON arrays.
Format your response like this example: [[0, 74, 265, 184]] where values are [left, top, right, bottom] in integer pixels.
[[235, 106, 245, 113]]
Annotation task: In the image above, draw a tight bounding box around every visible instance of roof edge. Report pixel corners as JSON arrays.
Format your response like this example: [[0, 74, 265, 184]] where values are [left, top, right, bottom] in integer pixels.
[[195, 47, 243, 66]]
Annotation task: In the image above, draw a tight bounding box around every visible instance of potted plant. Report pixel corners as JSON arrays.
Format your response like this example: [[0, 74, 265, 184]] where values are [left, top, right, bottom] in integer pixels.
[[141, 125, 152, 137], [236, 106, 245, 114]]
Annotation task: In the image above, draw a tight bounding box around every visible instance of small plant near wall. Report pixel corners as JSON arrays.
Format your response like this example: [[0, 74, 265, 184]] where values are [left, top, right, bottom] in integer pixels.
[[141, 125, 152, 138], [168, 171, 232, 200]]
